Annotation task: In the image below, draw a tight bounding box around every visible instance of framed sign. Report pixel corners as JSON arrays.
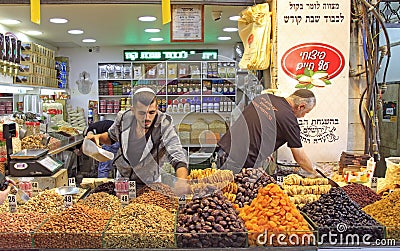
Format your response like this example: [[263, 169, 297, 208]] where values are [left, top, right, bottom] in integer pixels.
[[171, 5, 204, 42]]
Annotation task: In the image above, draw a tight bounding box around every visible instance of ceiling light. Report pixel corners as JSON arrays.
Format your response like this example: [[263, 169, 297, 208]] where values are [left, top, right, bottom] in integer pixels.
[[68, 29, 84, 35], [218, 36, 231, 41], [25, 30, 43, 36], [144, 28, 161, 33], [149, 37, 163, 41], [229, 15, 240, 21], [0, 19, 21, 25], [223, 27, 238, 32], [82, 38, 96, 43], [138, 16, 157, 22], [49, 18, 68, 24]]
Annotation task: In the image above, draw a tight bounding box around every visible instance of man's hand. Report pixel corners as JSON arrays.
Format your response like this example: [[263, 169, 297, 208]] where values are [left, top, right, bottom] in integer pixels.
[[85, 133, 100, 147], [174, 178, 190, 197]]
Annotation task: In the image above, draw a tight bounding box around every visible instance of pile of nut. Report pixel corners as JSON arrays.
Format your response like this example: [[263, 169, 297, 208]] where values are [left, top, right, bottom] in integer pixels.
[[237, 183, 312, 246], [21, 134, 47, 150], [363, 190, 400, 240], [104, 203, 175, 249], [34, 204, 111, 249], [79, 192, 121, 214], [342, 183, 381, 208], [137, 182, 177, 198], [302, 188, 384, 245], [132, 188, 177, 213], [176, 186, 247, 248], [234, 168, 276, 207], [18, 190, 64, 215], [0, 199, 9, 212], [0, 212, 47, 248], [89, 181, 116, 196]]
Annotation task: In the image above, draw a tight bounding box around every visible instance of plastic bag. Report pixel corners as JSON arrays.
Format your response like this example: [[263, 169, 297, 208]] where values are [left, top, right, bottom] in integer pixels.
[[238, 3, 272, 70]]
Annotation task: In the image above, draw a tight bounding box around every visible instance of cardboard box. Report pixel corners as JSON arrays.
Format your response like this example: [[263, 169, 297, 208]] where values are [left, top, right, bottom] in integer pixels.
[[10, 168, 68, 191]]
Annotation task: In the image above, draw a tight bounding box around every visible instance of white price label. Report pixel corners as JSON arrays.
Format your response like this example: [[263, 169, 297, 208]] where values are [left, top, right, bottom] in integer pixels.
[[64, 195, 73, 208], [68, 178, 76, 187], [128, 181, 136, 199], [178, 195, 186, 209], [371, 177, 378, 192], [120, 194, 129, 205], [276, 176, 284, 185], [32, 182, 39, 192], [8, 194, 17, 213]]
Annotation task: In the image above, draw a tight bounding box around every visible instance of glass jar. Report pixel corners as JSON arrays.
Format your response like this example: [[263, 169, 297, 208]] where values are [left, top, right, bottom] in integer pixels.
[[25, 121, 34, 136]]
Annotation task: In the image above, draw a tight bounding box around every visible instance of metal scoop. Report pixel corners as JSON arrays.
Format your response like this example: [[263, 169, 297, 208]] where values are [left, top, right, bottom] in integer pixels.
[[12, 185, 30, 202]]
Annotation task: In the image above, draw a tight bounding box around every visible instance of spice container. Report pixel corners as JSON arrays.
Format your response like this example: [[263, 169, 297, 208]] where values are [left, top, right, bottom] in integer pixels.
[[25, 121, 34, 136]]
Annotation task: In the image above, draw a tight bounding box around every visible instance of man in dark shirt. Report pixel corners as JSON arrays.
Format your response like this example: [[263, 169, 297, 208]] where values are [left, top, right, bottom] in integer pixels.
[[217, 89, 317, 176], [84, 120, 119, 178]]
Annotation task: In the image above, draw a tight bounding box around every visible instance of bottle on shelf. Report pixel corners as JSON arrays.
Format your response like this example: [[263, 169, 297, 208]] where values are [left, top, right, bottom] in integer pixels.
[[202, 97, 208, 113], [184, 98, 191, 113], [195, 97, 201, 113], [214, 97, 220, 112], [190, 99, 196, 112]]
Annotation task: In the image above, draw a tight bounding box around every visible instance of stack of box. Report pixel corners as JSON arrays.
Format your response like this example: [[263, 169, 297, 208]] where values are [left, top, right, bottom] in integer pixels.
[[16, 42, 57, 87]]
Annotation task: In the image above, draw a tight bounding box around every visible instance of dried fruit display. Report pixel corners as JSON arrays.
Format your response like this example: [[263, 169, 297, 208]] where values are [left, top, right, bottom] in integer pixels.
[[176, 186, 246, 248], [302, 188, 384, 245], [282, 174, 331, 207], [342, 183, 381, 208], [89, 181, 116, 196], [234, 168, 276, 207], [363, 190, 400, 240], [237, 183, 312, 246], [188, 168, 235, 194]]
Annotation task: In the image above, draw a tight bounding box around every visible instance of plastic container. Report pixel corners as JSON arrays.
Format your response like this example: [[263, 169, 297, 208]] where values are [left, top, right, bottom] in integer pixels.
[[385, 157, 400, 184], [82, 139, 114, 162]]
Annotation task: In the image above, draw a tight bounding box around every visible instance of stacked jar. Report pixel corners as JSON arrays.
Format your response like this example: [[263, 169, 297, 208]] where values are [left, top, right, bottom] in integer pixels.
[[99, 100, 107, 113], [25, 121, 35, 136], [106, 100, 114, 114], [113, 100, 120, 113], [114, 177, 129, 200]]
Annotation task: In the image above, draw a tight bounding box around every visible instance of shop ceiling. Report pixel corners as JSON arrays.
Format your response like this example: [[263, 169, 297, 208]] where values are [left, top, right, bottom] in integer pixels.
[[0, 0, 265, 48]]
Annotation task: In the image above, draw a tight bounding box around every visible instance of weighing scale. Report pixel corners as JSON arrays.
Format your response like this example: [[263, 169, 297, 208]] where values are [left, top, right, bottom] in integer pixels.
[[9, 149, 63, 176]]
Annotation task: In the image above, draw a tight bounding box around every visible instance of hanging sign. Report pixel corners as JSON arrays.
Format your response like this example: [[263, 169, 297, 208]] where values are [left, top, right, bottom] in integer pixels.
[[124, 49, 217, 61], [277, 0, 351, 162], [171, 5, 204, 42]]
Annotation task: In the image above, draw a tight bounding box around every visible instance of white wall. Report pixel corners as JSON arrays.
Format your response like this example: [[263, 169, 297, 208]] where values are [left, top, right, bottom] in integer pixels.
[[57, 44, 236, 117]]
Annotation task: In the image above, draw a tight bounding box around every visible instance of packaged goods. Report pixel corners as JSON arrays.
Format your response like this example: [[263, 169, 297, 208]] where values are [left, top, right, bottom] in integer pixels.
[[342, 183, 381, 208], [176, 186, 247, 248], [363, 190, 400, 240], [104, 203, 175, 248], [238, 183, 313, 246], [0, 212, 47, 249], [234, 167, 276, 207], [34, 204, 110, 249], [302, 188, 384, 245]]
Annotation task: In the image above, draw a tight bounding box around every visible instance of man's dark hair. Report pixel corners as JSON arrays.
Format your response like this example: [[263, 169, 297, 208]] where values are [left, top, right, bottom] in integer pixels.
[[132, 90, 156, 106]]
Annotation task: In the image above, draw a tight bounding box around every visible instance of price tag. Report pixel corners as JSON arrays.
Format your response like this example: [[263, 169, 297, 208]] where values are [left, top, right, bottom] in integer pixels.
[[8, 194, 17, 213], [31, 182, 39, 196], [128, 181, 136, 199], [371, 177, 378, 192], [120, 194, 129, 205], [178, 195, 186, 210], [276, 176, 284, 186], [68, 178, 76, 187], [64, 195, 73, 208]]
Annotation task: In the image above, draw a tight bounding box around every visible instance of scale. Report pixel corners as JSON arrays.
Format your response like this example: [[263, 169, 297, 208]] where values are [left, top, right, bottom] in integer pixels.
[[9, 149, 63, 176]]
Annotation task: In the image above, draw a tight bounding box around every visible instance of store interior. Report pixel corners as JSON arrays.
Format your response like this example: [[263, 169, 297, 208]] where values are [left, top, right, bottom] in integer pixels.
[[0, 0, 400, 250]]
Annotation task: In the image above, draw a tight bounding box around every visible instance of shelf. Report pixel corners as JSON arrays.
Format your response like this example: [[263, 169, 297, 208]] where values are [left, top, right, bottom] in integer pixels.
[[168, 111, 232, 115], [98, 95, 131, 98], [202, 94, 236, 96], [133, 78, 166, 81], [98, 79, 132, 81], [182, 144, 217, 148], [167, 78, 201, 81], [0, 96, 13, 99], [203, 78, 236, 80], [98, 112, 119, 115]]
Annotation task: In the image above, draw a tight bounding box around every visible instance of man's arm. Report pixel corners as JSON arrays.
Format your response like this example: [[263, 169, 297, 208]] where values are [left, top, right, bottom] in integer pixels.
[[290, 147, 317, 176], [86, 132, 113, 146]]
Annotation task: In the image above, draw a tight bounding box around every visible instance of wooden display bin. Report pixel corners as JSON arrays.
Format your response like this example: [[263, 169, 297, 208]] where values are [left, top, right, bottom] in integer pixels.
[[10, 168, 68, 191]]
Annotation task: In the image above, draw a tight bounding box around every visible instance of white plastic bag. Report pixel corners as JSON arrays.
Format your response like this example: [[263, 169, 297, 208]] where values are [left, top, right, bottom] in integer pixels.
[[82, 139, 114, 162], [238, 3, 272, 70]]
